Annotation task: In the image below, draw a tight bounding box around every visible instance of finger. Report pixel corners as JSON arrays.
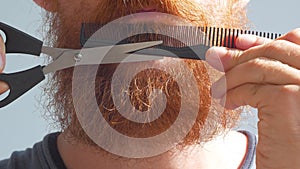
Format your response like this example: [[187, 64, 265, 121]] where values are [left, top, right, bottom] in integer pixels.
[[277, 28, 300, 45], [207, 34, 272, 71], [0, 82, 9, 94], [221, 84, 300, 111], [211, 58, 300, 98], [0, 35, 5, 71], [206, 47, 242, 72], [0, 35, 8, 94], [220, 84, 273, 110], [220, 83, 265, 110], [206, 40, 300, 72], [235, 34, 272, 50]]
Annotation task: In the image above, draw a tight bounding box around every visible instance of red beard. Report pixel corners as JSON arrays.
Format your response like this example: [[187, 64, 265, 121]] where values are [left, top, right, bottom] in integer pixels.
[[42, 0, 247, 156]]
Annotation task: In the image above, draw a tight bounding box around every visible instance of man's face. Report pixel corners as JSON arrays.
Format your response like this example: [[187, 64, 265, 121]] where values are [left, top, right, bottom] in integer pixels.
[[43, 0, 248, 156]]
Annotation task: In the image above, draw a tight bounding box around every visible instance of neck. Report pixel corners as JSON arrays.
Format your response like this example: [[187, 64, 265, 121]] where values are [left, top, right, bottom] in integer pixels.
[[57, 130, 248, 169]]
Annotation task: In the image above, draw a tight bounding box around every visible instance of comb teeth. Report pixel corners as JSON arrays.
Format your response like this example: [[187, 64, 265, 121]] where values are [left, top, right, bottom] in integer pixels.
[[80, 23, 281, 61], [81, 23, 281, 48], [81, 23, 208, 47], [203, 27, 281, 48]]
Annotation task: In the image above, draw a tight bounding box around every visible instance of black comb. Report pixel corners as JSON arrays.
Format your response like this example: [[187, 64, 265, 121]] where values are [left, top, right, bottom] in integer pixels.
[[80, 23, 281, 60]]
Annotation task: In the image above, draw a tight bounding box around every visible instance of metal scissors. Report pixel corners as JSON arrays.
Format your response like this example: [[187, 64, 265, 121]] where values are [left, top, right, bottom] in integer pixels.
[[0, 22, 163, 108]]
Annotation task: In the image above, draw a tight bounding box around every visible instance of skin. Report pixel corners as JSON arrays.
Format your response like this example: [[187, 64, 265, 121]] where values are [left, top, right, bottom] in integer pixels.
[[0, 36, 7, 93], [1, 0, 300, 169], [206, 32, 300, 168]]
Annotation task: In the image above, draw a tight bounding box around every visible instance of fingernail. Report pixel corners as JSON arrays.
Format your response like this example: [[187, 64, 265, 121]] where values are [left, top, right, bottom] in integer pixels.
[[239, 34, 257, 43], [206, 47, 226, 71]]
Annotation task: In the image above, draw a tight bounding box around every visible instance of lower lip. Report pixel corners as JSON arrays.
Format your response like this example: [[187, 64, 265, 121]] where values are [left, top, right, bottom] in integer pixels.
[[136, 8, 157, 13]]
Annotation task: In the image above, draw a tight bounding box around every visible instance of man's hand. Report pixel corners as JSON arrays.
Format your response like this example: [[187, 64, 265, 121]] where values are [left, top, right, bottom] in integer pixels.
[[0, 36, 7, 94], [206, 29, 300, 169]]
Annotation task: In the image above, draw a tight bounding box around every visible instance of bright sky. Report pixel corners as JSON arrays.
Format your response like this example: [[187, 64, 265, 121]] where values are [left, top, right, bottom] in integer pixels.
[[0, 0, 300, 159]]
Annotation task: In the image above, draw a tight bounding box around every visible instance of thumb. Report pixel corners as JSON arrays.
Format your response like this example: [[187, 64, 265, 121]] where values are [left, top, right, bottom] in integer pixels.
[[235, 34, 272, 50]]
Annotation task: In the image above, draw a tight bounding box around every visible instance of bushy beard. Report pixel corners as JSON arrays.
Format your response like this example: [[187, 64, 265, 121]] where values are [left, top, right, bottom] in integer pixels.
[[42, 0, 248, 153]]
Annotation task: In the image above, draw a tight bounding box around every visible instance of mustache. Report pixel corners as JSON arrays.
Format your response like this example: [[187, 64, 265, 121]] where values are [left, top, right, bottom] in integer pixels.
[[53, 0, 213, 49], [81, 22, 206, 44], [93, 0, 207, 24], [99, 0, 167, 13]]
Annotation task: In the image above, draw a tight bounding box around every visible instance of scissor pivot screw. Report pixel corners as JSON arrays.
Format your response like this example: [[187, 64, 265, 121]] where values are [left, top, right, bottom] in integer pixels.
[[74, 53, 83, 62]]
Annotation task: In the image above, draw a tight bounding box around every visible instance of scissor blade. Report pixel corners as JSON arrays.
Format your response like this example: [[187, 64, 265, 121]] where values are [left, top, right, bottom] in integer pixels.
[[41, 46, 71, 59], [78, 48, 164, 65], [78, 41, 164, 65], [98, 53, 164, 64], [41, 40, 162, 60], [42, 41, 164, 74], [114, 40, 163, 53]]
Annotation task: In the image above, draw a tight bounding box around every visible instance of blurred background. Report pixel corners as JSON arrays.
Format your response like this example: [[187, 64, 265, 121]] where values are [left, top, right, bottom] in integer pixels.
[[0, 0, 299, 159]]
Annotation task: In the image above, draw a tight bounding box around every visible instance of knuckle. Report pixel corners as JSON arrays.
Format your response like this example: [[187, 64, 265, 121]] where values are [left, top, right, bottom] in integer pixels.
[[292, 28, 300, 33], [249, 83, 261, 97], [269, 85, 300, 108], [278, 85, 300, 97], [245, 58, 269, 83], [278, 28, 300, 45], [262, 40, 288, 58], [286, 28, 300, 38], [230, 49, 243, 62], [265, 40, 285, 51], [246, 57, 265, 69]]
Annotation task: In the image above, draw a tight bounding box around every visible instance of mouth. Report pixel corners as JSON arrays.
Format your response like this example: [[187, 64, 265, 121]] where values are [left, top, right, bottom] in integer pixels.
[[136, 8, 157, 13], [123, 6, 171, 24]]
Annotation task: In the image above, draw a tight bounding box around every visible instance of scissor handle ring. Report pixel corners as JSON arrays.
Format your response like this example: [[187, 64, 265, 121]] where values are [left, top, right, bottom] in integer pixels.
[[0, 65, 45, 108], [0, 22, 43, 56]]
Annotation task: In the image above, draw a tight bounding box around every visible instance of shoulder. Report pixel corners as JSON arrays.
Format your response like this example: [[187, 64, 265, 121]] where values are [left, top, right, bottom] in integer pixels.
[[0, 132, 62, 169], [0, 146, 43, 169]]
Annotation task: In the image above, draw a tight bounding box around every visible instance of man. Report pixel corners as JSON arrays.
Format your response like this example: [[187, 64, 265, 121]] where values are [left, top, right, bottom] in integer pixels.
[[1, 0, 300, 168]]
